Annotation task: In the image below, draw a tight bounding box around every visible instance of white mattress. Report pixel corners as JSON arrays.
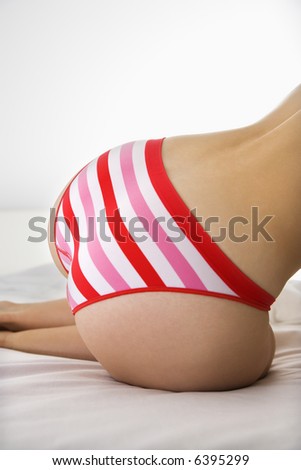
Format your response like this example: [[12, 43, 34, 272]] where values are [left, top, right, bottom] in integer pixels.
[[0, 265, 301, 450]]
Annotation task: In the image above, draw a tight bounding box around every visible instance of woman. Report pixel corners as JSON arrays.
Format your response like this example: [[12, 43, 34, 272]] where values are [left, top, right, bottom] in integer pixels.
[[1, 85, 300, 392]]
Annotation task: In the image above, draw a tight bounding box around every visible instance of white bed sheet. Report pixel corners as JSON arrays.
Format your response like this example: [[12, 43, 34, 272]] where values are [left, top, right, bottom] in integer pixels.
[[0, 265, 300, 450]]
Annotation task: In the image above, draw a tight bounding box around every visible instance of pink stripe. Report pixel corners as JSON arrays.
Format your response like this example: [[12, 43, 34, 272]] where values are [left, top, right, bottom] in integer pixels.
[[120, 142, 207, 290], [56, 223, 72, 258], [77, 166, 130, 291]]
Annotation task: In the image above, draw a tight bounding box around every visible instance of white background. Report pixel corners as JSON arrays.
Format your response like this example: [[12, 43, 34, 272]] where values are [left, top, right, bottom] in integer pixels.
[[0, 0, 300, 209], [0, 0, 300, 274]]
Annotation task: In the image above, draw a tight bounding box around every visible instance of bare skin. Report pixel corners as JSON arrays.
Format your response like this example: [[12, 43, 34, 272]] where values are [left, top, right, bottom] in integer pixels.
[[1, 85, 300, 391], [0, 300, 95, 361]]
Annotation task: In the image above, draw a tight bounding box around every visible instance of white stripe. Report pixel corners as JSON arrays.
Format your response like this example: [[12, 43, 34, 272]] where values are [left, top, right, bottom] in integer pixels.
[[67, 269, 87, 305], [108, 144, 185, 288], [69, 176, 115, 296], [132, 140, 237, 297], [86, 159, 146, 289]]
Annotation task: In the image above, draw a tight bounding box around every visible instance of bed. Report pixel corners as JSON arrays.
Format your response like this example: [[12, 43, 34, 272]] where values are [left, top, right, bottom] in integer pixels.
[[0, 264, 300, 450]]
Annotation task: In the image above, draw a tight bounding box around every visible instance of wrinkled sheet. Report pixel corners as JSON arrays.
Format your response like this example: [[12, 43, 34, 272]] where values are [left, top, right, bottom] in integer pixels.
[[0, 265, 300, 449]]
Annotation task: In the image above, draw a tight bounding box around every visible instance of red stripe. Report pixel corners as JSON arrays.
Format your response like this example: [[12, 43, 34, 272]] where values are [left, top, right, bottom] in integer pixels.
[[62, 185, 100, 300], [72, 286, 269, 314], [97, 150, 165, 287], [145, 138, 275, 310]]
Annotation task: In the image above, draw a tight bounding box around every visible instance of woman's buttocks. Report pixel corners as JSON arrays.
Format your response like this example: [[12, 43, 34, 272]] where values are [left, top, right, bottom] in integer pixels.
[[74, 131, 278, 392], [75, 293, 272, 391]]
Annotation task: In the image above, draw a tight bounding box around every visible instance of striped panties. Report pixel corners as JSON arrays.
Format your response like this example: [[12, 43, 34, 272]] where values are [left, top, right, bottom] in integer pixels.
[[54, 138, 275, 314]]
